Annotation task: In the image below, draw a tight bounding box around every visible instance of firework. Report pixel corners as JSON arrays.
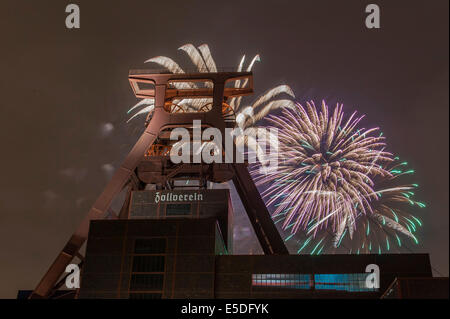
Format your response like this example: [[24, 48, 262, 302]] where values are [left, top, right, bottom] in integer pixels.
[[252, 100, 424, 253], [127, 43, 295, 127], [345, 159, 425, 254], [283, 158, 425, 254]]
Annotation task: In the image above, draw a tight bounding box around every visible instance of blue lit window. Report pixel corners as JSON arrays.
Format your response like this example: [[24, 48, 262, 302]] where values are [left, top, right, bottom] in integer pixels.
[[314, 273, 377, 292], [251, 273, 378, 292]]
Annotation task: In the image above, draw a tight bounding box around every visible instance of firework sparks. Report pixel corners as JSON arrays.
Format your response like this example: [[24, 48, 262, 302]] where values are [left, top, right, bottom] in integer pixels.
[[127, 43, 295, 130], [290, 159, 424, 254], [252, 100, 423, 253]]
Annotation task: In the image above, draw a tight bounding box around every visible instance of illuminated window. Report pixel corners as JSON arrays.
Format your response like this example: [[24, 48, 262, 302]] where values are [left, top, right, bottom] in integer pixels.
[[314, 273, 376, 292], [252, 274, 312, 290], [251, 273, 378, 292]]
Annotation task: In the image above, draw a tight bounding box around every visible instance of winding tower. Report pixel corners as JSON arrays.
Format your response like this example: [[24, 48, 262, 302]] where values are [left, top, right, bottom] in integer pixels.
[[30, 70, 288, 299]]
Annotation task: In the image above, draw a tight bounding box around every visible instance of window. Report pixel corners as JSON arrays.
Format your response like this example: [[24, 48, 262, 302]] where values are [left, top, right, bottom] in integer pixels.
[[314, 273, 376, 292], [252, 273, 378, 292], [252, 274, 312, 290], [132, 256, 165, 272], [166, 204, 191, 216], [129, 238, 166, 298], [130, 274, 164, 291]]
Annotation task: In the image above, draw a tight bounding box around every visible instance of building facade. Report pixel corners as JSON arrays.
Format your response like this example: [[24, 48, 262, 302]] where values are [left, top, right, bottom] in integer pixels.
[[76, 189, 434, 299]]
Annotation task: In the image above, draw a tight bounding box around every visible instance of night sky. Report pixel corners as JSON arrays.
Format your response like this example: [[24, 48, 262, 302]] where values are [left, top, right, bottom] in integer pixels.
[[0, 0, 448, 298]]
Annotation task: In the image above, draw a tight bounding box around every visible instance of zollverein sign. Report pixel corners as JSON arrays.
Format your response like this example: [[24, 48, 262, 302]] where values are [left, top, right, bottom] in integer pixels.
[[154, 191, 204, 203]]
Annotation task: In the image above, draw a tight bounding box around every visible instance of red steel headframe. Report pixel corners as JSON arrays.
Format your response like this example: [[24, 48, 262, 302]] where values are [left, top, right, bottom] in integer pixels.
[[30, 71, 288, 298]]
